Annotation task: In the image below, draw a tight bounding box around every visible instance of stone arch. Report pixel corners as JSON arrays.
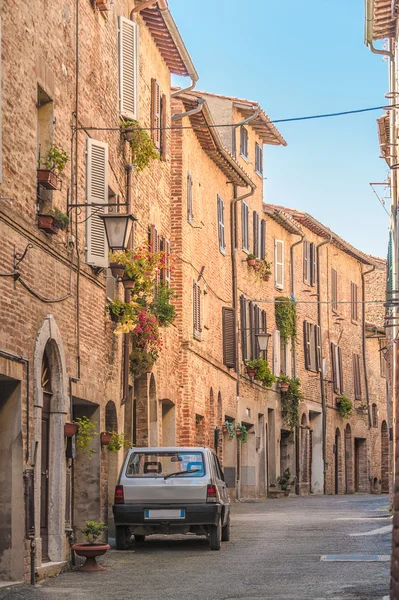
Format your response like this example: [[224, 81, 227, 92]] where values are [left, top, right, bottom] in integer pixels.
[[149, 374, 158, 446], [381, 420, 389, 493], [335, 428, 343, 494], [345, 424, 353, 494], [300, 413, 309, 493], [33, 316, 68, 565]]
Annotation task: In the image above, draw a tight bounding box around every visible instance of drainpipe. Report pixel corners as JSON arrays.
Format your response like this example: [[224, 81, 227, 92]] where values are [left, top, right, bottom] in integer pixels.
[[364, 0, 394, 59], [172, 98, 205, 121], [316, 235, 332, 495], [362, 264, 376, 429], [290, 233, 305, 378]]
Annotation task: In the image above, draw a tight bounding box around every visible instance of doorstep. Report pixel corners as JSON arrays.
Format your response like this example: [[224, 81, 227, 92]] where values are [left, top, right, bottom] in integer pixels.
[[268, 490, 286, 499], [35, 561, 69, 582], [0, 581, 24, 590]]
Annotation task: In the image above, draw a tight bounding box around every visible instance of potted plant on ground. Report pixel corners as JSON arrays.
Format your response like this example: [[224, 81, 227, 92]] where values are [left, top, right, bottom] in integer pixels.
[[277, 468, 295, 496], [38, 208, 69, 235], [72, 521, 109, 572], [222, 420, 236, 440], [336, 395, 353, 419], [246, 254, 257, 267], [277, 373, 291, 393], [37, 144, 68, 190], [235, 423, 248, 443]]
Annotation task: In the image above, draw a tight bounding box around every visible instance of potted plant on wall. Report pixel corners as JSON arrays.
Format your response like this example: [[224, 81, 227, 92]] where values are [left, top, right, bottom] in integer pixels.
[[246, 254, 257, 267], [64, 422, 78, 438], [222, 420, 236, 440], [37, 144, 68, 190], [277, 373, 291, 393], [100, 430, 132, 452], [257, 259, 272, 282], [336, 395, 353, 419], [75, 416, 98, 459], [245, 358, 275, 387], [38, 207, 69, 235], [277, 468, 295, 496], [235, 423, 248, 443], [72, 521, 109, 572], [121, 119, 160, 171]]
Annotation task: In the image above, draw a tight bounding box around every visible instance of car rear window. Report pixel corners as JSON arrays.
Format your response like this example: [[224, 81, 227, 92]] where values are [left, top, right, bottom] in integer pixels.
[[125, 451, 205, 478]]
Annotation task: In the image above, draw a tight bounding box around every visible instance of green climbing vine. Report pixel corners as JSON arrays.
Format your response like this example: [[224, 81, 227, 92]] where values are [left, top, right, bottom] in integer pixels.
[[275, 297, 297, 344], [281, 377, 303, 430]]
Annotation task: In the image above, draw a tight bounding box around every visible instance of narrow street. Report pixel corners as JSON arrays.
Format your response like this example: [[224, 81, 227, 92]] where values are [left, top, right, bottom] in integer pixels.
[[0, 495, 391, 600]]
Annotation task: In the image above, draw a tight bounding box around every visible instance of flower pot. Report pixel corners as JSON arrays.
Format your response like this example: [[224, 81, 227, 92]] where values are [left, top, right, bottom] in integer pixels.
[[247, 259, 256, 267], [109, 262, 125, 279], [64, 422, 78, 438], [100, 432, 112, 446], [94, 0, 109, 10], [37, 169, 58, 190], [124, 129, 135, 142], [263, 273, 271, 282], [72, 543, 110, 572], [38, 214, 60, 235], [222, 425, 228, 433], [122, 275, 136, 290], [109, 311, 119, 323], [246, 367, 256, 378], [284, 489, 290, 497], [280, 382, 290, 393], [236, 429, 242, 436], [254, 259, 261, 270]]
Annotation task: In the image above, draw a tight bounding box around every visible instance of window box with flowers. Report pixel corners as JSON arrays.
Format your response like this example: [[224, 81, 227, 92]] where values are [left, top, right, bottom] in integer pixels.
[[37, 145, 68, 190]]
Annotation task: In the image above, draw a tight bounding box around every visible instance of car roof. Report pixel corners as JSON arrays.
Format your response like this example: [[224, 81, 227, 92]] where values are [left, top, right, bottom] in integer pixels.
[[127, 446, 213, 453]]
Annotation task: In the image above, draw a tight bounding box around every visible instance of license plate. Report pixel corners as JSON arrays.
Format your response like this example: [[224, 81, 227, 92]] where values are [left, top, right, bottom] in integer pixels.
[[144, 509, 185, 520]]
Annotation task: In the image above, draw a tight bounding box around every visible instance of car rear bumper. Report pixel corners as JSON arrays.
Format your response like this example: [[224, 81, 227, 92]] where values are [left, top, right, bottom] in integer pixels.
[[113, 503, 222, 527]]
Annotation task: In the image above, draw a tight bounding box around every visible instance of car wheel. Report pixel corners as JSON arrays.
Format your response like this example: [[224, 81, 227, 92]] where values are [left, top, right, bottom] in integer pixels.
[[222, 514, 230, 542], [134, 534, 145, 543], [209, 517, 222, 551], [115, 526, 130, 550]]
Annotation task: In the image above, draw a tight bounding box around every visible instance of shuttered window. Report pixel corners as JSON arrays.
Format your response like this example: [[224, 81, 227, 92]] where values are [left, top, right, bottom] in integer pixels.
[[217, 195, 226, 253], [151, 79, 161, 150], [242, 201, 249, 251], [222, 307, 236, 368], [118, 17, 139, 120], [353, 353, 362, 399], [240, 295, 248, 361], [253, 211, 261, 258], [193, 281, 201, 339], [281, 338, 292, 377], [303, 321, 321, 372], [260, 219, 266, 260], [149, 225, 160, 288], [351, 282, 358, 322], [331, 268, 338, 313], [304, 241, 316, 286], [240, 126, 248, 159], [274, 239, 284, 289], [86, 138, 108, 268], [187, 173, 193, 221], [273, 329, 281, 375], [160, 237, 171, 285], [160, 94, 167, 160], [331, 343, 343, 394], [255, 142, 263, 175], [261, 309, 267, 360]]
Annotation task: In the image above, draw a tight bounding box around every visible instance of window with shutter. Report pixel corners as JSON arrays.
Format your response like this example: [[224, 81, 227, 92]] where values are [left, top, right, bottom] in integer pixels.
[[249, 302, 255, 360], [261, 310, 267, 360], [240, 295, 247, 361], [160, 237, 171, 285], [187, 173, 193, 221], [151, 79, 161, 150], [316, 325, 321, 371], [353, 353, 362, 399], [193, 281, 201, 339], [86, 138, 109, 268], [311, 243, 317, 287], [255, 142, 263, 175], [222, 308, 236, 369], [254, 305, 261, 359], [217, 195, 226, 253], [260, 219, 266, 260], [242, 201, 249, 251], [304, 242, 316, 286], [203, 287, 209, 330], [338, 346, 344, 394], [118, 17, 139, 120], [274, 239, 284, 289], [253, 211, 260, 258], [160, 94, 167, 160], [331, 343, 343, 394], [351, 282, 358, 322], [331, 268, 338, 313], [280, 338, 292, 377], [149, 225, 159, 288], [304, 321, 311, 370], [273, 330, 281, 375], [304, 321, 321, 372], [240, 126, 248, 159], [372, 404, 378, 427]]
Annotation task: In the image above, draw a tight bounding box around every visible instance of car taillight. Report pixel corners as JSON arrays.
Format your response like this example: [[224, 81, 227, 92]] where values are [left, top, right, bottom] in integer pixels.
[[207, 484, 218, 503], [114, 485, 124, 504]]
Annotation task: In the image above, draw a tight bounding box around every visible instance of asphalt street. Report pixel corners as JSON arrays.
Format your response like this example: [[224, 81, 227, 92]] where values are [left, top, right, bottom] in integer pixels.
[[0, 494, 391, 600]]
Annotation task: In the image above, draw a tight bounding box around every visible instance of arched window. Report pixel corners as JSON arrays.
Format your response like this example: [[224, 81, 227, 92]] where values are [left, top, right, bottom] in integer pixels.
[[372, 404, 378, 428]]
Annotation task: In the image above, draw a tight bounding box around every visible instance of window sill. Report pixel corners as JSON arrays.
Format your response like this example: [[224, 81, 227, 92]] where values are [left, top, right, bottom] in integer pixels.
[[240, 153, 248, 162], [255, 170, 263, 179], [219, 247, 226, 256], [193, 332, 202, 341]]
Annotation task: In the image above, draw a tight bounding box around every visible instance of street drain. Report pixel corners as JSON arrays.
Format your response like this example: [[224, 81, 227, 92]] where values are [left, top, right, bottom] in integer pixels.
[[320, 554, 390, 562]]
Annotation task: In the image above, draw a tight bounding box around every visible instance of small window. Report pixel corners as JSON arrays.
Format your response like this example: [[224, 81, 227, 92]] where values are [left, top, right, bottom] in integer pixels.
[[217, 195, 226, 253], [351, 282, 358, 322], [372, 403, 378, 428], [331, 343, 343, 394], [331, 268, 338, 313], [380, 338, 386, 378], [187, 173, 193, 222], [255, 142, 263, 175], [240, 126, 248, 159], [274, 239, 284, 289], [304, 321, 321, 372], [353, 353, 362, 399], [303, 241, 316, 286], [242, 201, 249, 252], [193, 281, 201, 339]]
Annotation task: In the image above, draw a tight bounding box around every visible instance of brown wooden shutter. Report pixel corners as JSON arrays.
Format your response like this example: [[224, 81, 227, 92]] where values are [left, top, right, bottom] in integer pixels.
[[151, 79, 161, 149], [332, 269, 337, 312], [222, 307, 236, 369], [254, 305, 261, 359], [160, 93, 167, 160], [261, 310, 267, 360], [303, 241, 309, 284], [316, 325, 321, 371], [261, 219, 266, 259], [304, 321, 311, 370], [253, 211, 259, 257], [351, 283, 358, 321], [187, 173, 193, 221], [331, 343, 338, 393], [311, 243, 317, 287], [193, 281, 201, 338], [338, 346, 343, 394], [217, 195, 225, 251], [240, 295, 247, 361], [161, 237, 171, 285], [353, 353, 361, 399], [249, 302, 255, 360]]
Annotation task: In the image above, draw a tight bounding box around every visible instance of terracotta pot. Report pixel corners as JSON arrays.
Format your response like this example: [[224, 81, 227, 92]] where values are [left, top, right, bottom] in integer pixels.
[[247, 259, 256, 267], [37, 169, 58, 190], [254, 259, 261, 270], [38, 214, 60, 235], [246, 367, 256, 378], [64, 422, 78, 438], [122, 275, 135, 290], [124, 129, 135, 142], [222, 425, 228, 433], [109, 311, 119, 323], [280, 382, 290, 393], [72, 543, 110, 572], [236, 429, 242, 436], [109, 262, 125, 279], [94, 0, 109, 10], [100, 432, 112, 446], [263, 273, 271, 282], [284, 489, 290, 497]]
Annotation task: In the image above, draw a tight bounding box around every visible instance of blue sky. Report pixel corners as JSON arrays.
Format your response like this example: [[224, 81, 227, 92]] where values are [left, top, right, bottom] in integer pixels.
[[169, 0, 390, 258]]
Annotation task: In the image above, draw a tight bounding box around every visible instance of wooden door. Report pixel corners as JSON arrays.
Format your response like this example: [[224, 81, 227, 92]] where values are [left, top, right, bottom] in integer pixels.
[[40, 393, 51, 561]]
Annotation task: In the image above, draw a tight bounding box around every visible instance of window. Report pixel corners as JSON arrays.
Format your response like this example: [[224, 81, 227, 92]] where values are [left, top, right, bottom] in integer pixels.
[[260, 219, 266, 260], [217, 195, 226, 253], [353, 353, 362, 400], [240, 296, 267, 362], [160, 237, 171, 285], [222, 307, 236, 368], [351, 282, 358, 322], [193, 281, 201, 339], [331, 268, 338, 313], [37, 86, 53, 174], [303, 241, 316, 286], [149, 224, 160, 287], [151, 79, 161, 150], [160, 94, 167, 160], [331, 343, 343, 394], [280, 338, 292, 377], [273, 329, 281, 375], [126, 451, 205, 478], [274, 239, 284, 289], [86, 138, 109, 268], [372, 403, 378, 428], [118, 17, 139, 120], [304, 321, 321, 372], [187, 173, 193, 221], [240, 295, 248, 361], [240, 126, 248, 159], [242, 201, 249, 251], [255, 142, 263, 175], [253, 211, 260, 258], [380, 338, 386, 378]]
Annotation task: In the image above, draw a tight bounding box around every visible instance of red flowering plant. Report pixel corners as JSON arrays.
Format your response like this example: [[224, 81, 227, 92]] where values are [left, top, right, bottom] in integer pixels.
[[129, 310, 162, 377]]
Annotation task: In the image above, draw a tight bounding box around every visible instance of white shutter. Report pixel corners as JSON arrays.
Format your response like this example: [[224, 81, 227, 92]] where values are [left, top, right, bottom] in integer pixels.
[[285, 339, 292, 378], [86, 138, 108, 268], [273, 329, 281, 376], [118, 17, 139, 121], [274, 239, 284, 289]]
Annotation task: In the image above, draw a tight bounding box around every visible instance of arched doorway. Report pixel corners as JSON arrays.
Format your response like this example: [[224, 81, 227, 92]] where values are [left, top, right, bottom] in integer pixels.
[[345, 424, 353, 494], [335, 428, 342, 495], [300, 414, 309, 493], [40, 351, 52, 561], [105, 401, 118, 536], [381, 420, 389, 493]]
